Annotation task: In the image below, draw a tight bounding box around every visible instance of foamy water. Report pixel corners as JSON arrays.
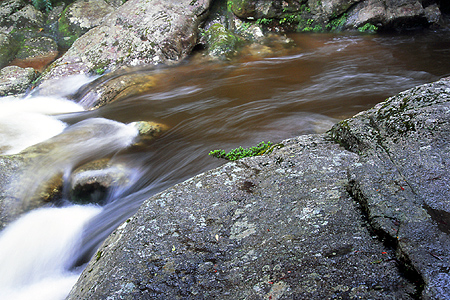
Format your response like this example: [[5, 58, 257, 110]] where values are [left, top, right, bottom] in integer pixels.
[[0, 96, 84, 154], [0, 205, 102, 300]]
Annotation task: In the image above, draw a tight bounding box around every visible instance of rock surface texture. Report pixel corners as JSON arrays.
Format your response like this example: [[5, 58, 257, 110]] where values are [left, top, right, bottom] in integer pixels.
[[38, 0, 212, 91], [67, 78, 450, 299]]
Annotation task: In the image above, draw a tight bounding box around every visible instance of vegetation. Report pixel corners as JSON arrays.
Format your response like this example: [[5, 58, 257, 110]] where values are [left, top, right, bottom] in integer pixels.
[[31, 0, 53, 12], [357, 23, 378, 33], [209, 141, 283, 161]]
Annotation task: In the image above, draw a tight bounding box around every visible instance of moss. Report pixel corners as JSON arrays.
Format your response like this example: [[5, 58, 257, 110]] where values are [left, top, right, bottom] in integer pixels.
[[57, 6, 79, 49], [204, 23, 243, 59], [209, 141, 284, 161], [326, 13, 348, 32]]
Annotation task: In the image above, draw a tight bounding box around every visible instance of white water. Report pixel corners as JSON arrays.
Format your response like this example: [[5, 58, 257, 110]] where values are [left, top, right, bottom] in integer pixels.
[[0, 205, 101, 300], [0, 96, 84, 154], [0, 74, 142, 299]]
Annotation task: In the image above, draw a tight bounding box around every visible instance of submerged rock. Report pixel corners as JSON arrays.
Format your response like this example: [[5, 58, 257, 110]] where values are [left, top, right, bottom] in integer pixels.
[[12, 36, 58, 71], [70, 159, 131, 204]]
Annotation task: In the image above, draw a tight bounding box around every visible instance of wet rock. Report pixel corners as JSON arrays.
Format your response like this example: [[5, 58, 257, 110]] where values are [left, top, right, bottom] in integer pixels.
[[67, 134, 415, 299], [203, 23, 243, 59], [12, 36, 58, 71], [57, 0, 115, 49], [345, 0, 429, 29], [330, 77, 450, 299], [131, 121, 170, 141], [70, 159, 131, 204], [0, 65, 37, 96], [0, 33, 19, 68], [37, 0, 213, 91], [72, 68, 165, 109]]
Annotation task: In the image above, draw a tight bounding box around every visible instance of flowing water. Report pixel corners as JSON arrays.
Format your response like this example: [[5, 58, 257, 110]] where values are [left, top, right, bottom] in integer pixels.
[[1, 30, 450, 299]]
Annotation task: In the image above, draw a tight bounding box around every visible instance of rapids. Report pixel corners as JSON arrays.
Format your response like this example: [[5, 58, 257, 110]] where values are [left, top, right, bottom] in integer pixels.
[[1, 30, 450, 299]]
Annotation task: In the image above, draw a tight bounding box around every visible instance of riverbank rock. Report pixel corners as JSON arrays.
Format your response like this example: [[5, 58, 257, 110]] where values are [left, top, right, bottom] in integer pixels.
[[0, 66, 37, 96], [37, 0, 213, 93], [67, 78, 450, 299], [57, 0, 115, 49], [330, 77, 450, 299], [0, 33, 19, 69]]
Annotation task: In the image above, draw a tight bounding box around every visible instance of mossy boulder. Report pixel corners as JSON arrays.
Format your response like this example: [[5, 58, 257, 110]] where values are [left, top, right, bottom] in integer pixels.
[[38, 0, 212, 92], [8, 4, 45, 29], [57, 0, 115, 49], [0, 0, 27, 32], [14, 36, 58, 71], [204, 23, 243, 59], [0, 33, 19, 68]]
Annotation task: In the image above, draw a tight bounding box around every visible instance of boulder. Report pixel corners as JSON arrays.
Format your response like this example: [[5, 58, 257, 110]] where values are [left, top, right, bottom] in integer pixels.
[[345, 0, 430, 29], [68, 134, 416, 299], [67, 78, 450, 299], [0, 33, 19, 68], [37, 0, 213, 93], [0, 66, 37, 96], [57, 0, 115, 49], [330, 77, 450, 299], [0, 0, 27, 33], [8, 4, 45, 29], [12, 36, 58, 71]]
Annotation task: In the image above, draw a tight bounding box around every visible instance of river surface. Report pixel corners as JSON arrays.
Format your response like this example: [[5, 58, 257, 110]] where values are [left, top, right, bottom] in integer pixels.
[[1, 29, 450, 299]]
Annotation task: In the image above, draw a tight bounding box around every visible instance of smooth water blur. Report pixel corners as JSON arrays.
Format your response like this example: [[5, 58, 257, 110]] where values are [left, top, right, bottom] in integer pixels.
[[0, 206, 101, 300], [1, 30, 450, 298]]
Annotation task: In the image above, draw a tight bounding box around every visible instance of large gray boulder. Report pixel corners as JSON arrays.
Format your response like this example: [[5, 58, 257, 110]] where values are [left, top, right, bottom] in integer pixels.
[[330, 77, 450, 299], [37, 0, 213, 92], [68, 134, 415, 299]]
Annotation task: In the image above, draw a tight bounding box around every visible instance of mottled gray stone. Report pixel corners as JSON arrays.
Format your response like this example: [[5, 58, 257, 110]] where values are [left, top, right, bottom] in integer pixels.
[[0, 65, 36, 96], [330, 78, 450, 299], [67, 134, 415, 299]]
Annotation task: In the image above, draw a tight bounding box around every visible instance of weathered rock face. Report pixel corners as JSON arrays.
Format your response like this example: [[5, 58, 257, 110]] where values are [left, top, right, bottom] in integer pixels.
[[0, 33, 19, 69], [330, 77, 450, 299], [57, 0, 115, 49], [345, 0, 429, 29], [0, 66, 37, 96], [12, 36, 58, 71], [68, 134, 416, 299], [67, 78, 450, 299], [37, 0, 213, 92]]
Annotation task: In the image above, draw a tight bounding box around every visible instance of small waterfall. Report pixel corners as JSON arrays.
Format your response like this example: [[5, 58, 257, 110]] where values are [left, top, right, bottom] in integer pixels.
[[0, 205, 102, 300]]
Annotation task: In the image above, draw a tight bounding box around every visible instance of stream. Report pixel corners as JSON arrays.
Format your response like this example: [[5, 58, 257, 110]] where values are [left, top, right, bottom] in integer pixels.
[[1, 29, 450, 299]]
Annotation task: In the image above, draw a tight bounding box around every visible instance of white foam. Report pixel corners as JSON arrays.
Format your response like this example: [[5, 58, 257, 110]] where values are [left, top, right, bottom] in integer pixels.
[[0, 96, 84, 154], [0, 205, 102, 300]]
